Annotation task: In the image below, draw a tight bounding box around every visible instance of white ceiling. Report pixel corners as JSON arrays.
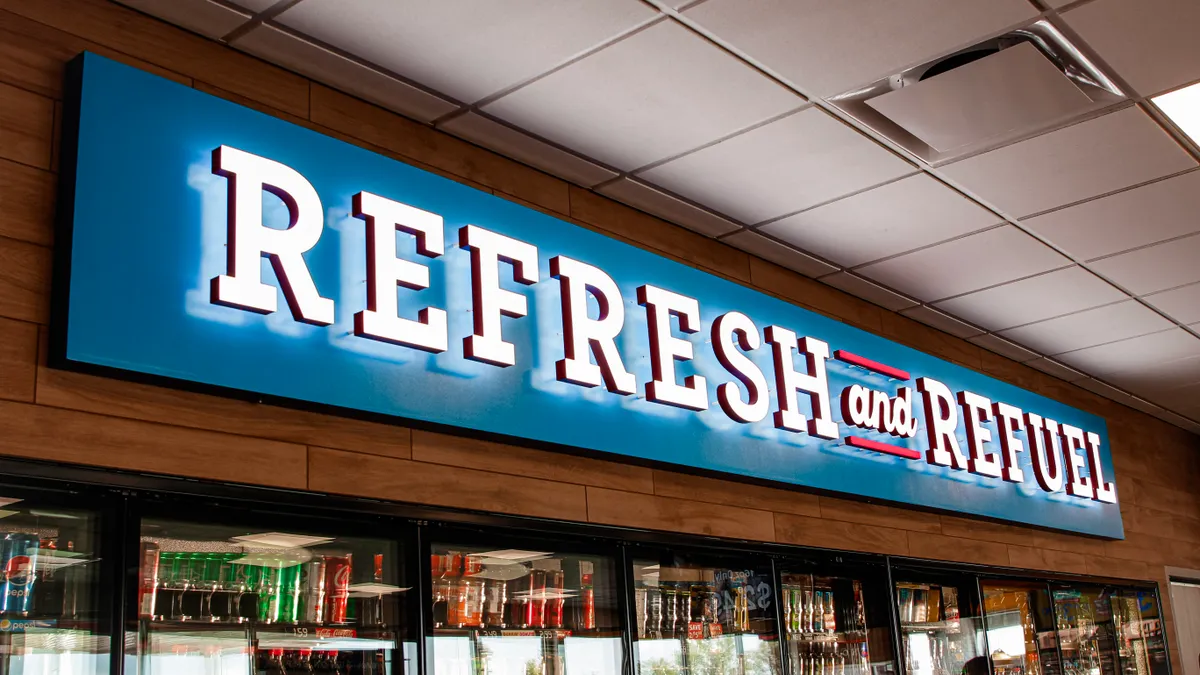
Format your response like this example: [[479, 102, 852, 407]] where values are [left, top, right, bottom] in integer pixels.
[[116, 0, 1200, 434]]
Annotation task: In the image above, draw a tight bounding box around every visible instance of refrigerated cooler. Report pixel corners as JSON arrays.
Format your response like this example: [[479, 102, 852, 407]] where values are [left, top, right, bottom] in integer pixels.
[[427, 538, 623, 675], [0, 469, 1172, 675], [779, 555, 896, 675], [128, 509, 412, 675], [0, 485, 110, 675], [893, 570, 988, 675], [629, 549, 780, 675]]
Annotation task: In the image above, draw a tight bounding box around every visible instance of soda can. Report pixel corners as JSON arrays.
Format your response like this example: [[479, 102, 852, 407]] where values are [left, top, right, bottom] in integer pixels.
[[2, 533, 39, 616], [300, 560, 326, 623], [323, 555, 352, 624], [138, 542, 160, 618]]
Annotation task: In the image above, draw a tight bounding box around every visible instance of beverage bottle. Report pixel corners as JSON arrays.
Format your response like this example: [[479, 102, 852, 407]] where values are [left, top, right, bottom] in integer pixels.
[[34, 538, 64, 619], [369, 553, 386, 628], [323, 556, 352, 624], [803, 590, 813, 634], [296, 648, 317, 674], [580, 561, 596, 631], [300, 560, 327, 624], [279, 564, 303, 624], [663, 585, 678, 637], [646, 586, 663, 639], [433, 578, 450, 628], [484, 578, 507, 628], [460, 577, 483, 628], [824, 591, 836, 633], [547, 569, 566, 629], [179, 553, 204, 620], [529, 569, 547, 629], [234, 562, 259, 622], [1, 533, 39, 616], [259, 566, 283, 623], [266, 648, 288, 675], [137, 541, 160, 619], [784, 586, 793, 634]]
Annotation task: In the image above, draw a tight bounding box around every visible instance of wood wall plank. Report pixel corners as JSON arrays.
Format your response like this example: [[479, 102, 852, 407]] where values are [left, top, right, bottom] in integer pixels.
[[35, 367, 411, 458], [0, 158, 53, 245], [412, 430, 653, 494], [906, 532, 1010, 567], [586, 486, 775, 541], [0, 237, 50, 324], [819, 497, 942, 533], [0, 0, 306, 117], [651, 470, 821, 517], [1006, 545, 1089, 575], [774, 513, 910, 555], [0, 317, 36, 402], [0, 399, 307, 487], [309, 84, 569, 215], [747, 258, 883, 333], [0, 80, 53, 168], [310, 446, 588, 521]]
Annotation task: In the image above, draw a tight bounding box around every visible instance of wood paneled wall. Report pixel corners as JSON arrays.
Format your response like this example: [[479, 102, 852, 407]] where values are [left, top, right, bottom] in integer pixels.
[[0, 0, 1196, 670]]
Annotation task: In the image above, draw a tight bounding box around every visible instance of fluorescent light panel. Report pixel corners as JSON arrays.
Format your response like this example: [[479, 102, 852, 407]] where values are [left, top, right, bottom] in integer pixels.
[[1154, 82, 1200, 145]]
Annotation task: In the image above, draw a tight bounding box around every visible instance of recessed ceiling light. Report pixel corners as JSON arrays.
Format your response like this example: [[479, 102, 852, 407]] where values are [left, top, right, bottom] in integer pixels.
[[1153, 82, 1200, 144]]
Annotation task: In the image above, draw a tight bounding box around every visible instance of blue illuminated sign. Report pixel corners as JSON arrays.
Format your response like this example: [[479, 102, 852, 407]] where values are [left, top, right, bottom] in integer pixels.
[[56, 54, 1123, 538]]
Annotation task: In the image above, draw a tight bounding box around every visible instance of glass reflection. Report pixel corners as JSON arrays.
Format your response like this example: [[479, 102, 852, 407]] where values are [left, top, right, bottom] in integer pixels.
[[429, 544, 622, 675], [1053, 587, 1118, 675], [632, 557, 781, 675], [981, 582, 1060, 675], [896, 581, 986, 675], [1110, 590, 1168, 675]]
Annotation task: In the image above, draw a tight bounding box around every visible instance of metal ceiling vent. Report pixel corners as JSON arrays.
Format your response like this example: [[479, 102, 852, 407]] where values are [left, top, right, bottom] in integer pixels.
[[831, 21, 1125, 165]]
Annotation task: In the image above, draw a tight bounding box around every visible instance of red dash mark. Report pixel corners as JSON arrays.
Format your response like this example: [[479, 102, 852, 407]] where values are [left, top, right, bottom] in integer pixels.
[[833, 350, 911, 381], [845, 435, 922, 460]]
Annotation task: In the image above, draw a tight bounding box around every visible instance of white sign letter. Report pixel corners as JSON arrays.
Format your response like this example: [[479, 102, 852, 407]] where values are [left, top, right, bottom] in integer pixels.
[[1024, 413, 1064, 493], [958, 391, 1001, 478], [637, 285, 708, 411], [991, 402, 1027, 483], [211, 145, 333, 325], [712, 311, 769, 423], [764, 327, 837, 439], [1086, 432, 1117, 504], [459, 225, 538, 367], [1059, 423, 1095, 499], [353, 191, 447, 353], [917, 377, 968, 470], [551, 256, 635, 395]]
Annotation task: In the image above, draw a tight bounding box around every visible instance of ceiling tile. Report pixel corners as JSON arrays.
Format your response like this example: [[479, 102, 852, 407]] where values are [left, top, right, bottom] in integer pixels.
[[939, 106, 1196, 217], [596, 178, 741, 237], [1025, 358, 1087, 382], [684, 0, 1036, 97], [1089, 232, 1200, 295], [759, 174, 996, 267], [722, 231, 838, 278], [900, 306, 983, 338], [855, 226, 1070, 302], [997, 300, 1174, 355], [1108, 357, 1200, 401], [483, 21, 802, 171], [969, 334, 1040, 362], [639, 108, 913, 224], [116, 0, 249, 38], [933, 266, 1126, 331], [1054, 328, 1200, 377], [233, 25, 458, 123], [1024, 171, 1200, 261], [277, 0, 658, 103], [819, 272, 918, 311], [1063, 0, 1200, 96], [439, 113, 617, 187], [1145, 282, 1200, 324]]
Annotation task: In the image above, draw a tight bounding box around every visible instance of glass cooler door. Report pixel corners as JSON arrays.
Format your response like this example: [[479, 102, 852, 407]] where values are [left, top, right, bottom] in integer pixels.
[[630, 549, 781, 675], [779, 557, 896, 675], [1109, 589, 1168, 675], [427, 537, 623, 675], [0, 486, 110, 675], [130, 513, 411, 675], [980, 581, 1061, 675], [1051, 585, 1118, 675], [893, 570, 987, 675]]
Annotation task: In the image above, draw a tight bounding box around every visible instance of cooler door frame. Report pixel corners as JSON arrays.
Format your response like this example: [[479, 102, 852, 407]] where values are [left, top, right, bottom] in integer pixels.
[[887, 562, 992, 675]]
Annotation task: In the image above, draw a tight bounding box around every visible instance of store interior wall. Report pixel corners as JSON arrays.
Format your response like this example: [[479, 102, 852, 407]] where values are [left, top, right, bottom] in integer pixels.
[[0, 0, 1196, 671]]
